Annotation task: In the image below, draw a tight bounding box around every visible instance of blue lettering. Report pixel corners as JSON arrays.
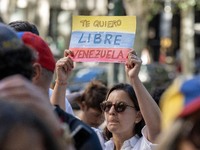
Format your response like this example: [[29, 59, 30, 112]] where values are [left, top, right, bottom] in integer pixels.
[[78, 33, 87, 43], [104, 34, 112, 44], [78, 33, 122, 45], [87, 33, 91, 43], [114, 35, 122, 45], [94, 34, 101, 44]]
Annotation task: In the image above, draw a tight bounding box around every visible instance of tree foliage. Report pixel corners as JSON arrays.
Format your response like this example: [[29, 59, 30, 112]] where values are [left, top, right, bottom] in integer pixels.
[[172, 0, 200, 10]]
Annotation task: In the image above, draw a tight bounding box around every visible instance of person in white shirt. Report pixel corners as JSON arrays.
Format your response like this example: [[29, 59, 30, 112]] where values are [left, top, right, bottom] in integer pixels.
[[95, 50, 161, 150], [49, 88, 74, 115]]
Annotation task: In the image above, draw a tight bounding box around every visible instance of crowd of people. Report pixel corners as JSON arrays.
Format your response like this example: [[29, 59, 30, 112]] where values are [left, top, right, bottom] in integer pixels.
[[0, 20, 199, 150]]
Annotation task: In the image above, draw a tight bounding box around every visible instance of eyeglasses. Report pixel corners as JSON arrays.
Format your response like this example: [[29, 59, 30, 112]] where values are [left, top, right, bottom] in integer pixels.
[[100, 101, 135, 113]]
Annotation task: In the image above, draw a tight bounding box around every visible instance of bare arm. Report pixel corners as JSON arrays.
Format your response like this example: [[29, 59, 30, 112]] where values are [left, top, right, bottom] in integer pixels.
[[125, 51, 161, 142], [50, 51, 74, 111]]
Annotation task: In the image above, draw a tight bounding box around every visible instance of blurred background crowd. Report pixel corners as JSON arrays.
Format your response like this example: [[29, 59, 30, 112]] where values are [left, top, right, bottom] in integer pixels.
[[0, 0, 200, 100]]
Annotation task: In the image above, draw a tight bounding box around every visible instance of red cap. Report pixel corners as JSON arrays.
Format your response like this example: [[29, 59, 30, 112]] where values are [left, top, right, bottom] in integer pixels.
[[17, 32, 55, 72]]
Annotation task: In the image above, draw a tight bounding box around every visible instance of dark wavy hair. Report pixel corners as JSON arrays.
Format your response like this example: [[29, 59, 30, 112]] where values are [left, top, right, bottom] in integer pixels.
[[80, 80, 108, 112], [8, 21, 39, 35], [103, 83, 145, 140], [0, 45, 36, 80]]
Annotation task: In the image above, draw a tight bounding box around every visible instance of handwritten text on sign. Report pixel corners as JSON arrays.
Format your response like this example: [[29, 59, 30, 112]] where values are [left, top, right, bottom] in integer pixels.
[[69, 16, 136, 63]]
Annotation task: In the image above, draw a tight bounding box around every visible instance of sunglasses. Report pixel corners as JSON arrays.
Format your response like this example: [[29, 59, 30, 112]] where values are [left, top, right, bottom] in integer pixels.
[[100, 101, 135, 113]]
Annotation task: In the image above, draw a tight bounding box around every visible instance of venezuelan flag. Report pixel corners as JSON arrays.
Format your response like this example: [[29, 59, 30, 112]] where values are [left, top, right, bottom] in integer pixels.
[[160, 75, 200, 130]]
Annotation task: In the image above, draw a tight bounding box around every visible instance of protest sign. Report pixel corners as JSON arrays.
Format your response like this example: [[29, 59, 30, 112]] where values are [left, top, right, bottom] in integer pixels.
[[69, 16, 136, 63]]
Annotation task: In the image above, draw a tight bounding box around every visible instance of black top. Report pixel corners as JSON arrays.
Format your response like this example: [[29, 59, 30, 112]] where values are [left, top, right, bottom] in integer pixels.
[[54, 105, 102, 150]]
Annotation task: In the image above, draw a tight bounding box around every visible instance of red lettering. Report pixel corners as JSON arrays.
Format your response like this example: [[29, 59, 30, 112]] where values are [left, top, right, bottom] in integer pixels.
[[116, 50, 123, 58], [78, 50, 86, 58], [96, 50, 101, 58], [100, 50, 106, 58], [73, 50, 79, 57], [106, 50, 112, 59], [74, 49, 125, 59], [88, 50, 95, 58]]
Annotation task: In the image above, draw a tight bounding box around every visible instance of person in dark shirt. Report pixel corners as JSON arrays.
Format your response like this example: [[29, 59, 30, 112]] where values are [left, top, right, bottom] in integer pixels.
[[7, 21, 102, 150], [0, 22, 71, 150]]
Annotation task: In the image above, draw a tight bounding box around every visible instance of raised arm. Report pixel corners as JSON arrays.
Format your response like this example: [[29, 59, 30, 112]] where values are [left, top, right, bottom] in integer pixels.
[[50, 50, 74, 111], [125, 50, 161, 142]]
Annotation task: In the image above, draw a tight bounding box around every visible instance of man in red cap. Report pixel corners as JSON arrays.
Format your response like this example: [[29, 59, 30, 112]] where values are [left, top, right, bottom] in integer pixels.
[[16, 31, 102, 150], [0, 22, 65, 144], [17, 32, 55, 94], [9, 21, 74, 115], [17, 31, 74, 115]]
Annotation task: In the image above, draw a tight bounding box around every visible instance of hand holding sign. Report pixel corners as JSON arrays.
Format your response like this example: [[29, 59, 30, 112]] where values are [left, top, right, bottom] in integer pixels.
[[69, 16, 136, 63], [125, 50, 142, 79]]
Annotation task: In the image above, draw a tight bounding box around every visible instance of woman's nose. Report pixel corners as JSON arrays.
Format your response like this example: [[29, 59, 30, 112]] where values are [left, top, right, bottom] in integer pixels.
[[108, 105, 116, 115]]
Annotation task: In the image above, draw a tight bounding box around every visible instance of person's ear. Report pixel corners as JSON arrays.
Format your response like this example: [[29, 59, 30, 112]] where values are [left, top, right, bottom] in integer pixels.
[[32, 63, 42, 82], [135, 111, 142, 124]]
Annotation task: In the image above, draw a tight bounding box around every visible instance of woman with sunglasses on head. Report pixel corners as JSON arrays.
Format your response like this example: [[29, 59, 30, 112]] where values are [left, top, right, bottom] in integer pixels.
[[96, 50, 161, 150]]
